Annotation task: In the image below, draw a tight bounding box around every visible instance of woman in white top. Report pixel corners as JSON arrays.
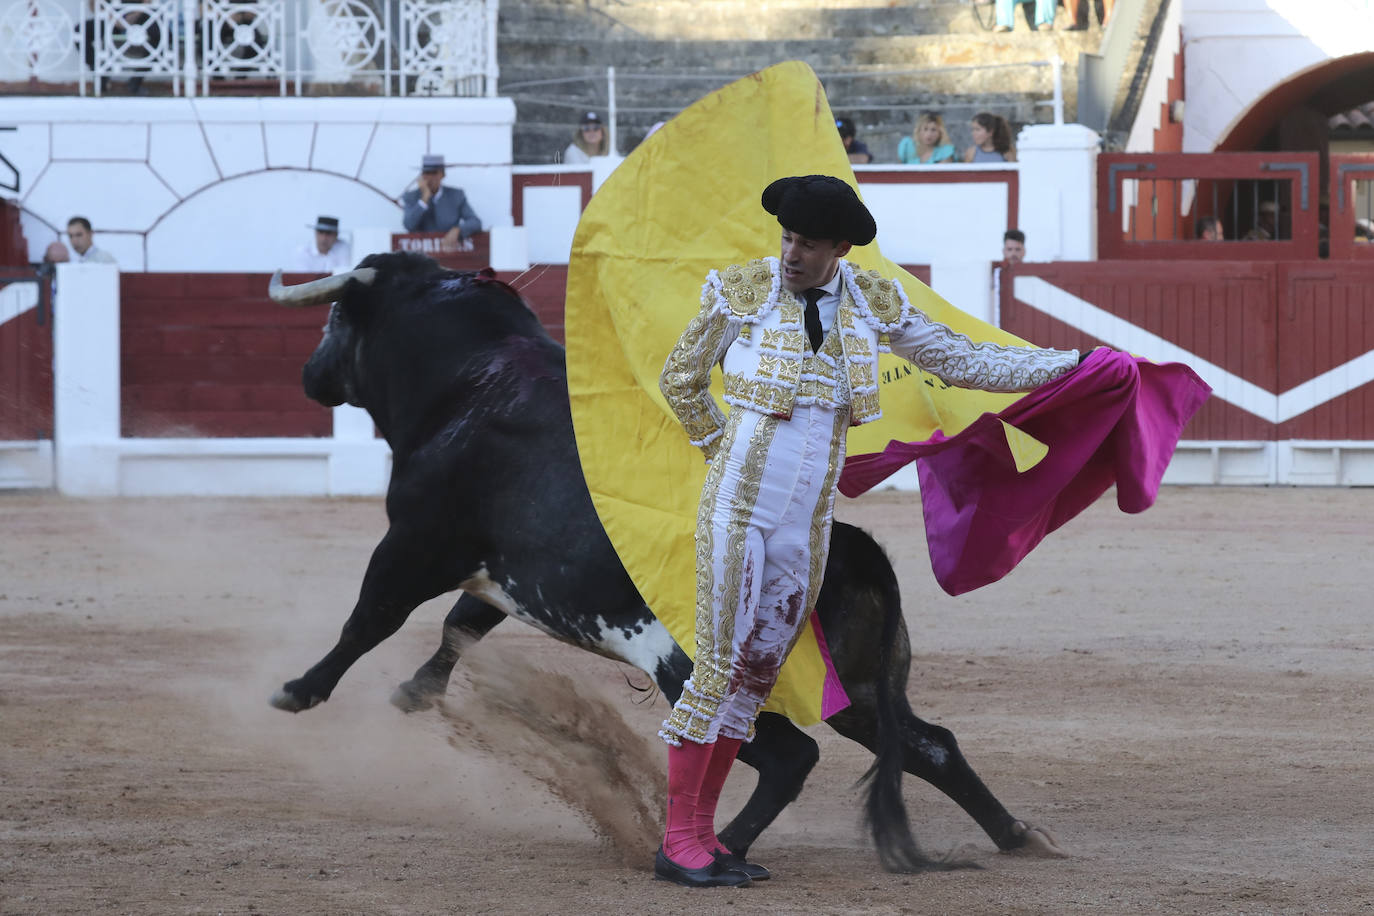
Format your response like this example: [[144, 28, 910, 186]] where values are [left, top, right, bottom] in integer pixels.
[[562, 111, 609, 164]]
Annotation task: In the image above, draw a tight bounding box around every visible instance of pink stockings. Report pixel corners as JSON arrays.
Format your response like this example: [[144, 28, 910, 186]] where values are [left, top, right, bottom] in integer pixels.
[[662, 737, 744, 868]]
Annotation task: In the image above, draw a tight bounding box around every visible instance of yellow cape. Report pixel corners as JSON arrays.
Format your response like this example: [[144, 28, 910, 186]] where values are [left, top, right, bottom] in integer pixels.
[[566, 61, 1038, 726]]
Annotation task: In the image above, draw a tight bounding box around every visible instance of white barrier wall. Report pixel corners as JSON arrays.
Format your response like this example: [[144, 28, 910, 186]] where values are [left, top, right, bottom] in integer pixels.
[[1182, 0, 1374, 152], [29, 122, 1105, 497], [5, 96, 516, 270]]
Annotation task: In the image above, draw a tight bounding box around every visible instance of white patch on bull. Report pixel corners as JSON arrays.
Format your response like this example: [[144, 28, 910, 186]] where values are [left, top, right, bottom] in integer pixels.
[[462, 567, 675, 678], [919, 740, 948, 768], [591, 614, 679, 675], [459, 567, 562, 641]]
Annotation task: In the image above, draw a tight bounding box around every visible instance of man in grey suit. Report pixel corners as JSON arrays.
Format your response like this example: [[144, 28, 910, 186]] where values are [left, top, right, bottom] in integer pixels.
[[401, 154, 482, 250]]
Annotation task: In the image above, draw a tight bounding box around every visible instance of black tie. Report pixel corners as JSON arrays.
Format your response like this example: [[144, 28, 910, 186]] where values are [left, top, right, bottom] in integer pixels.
[[803, 288, 824, 353]]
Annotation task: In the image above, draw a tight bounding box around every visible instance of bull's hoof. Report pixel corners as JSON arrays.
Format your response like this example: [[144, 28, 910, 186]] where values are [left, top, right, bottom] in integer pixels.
[[389, 680, 437, 713], [269, 684, 324, 713], [1005, 820, 1069, 858]]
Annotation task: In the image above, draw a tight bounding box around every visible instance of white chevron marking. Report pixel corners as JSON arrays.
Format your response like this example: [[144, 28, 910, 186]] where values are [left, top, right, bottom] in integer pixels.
[[1014, 276, 1374, 424]]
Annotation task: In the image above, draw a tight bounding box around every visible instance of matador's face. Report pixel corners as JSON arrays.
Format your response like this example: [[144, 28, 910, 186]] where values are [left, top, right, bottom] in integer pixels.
[[778, 229, 850, 294]]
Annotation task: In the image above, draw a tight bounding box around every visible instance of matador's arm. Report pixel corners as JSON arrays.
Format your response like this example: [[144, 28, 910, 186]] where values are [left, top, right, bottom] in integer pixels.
[[659, 287, 739, 460], [886, 284, 1078, 392]]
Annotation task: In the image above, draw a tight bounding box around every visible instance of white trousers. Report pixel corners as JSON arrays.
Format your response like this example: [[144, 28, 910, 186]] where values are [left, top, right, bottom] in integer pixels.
[[661, 402, 850, 745]]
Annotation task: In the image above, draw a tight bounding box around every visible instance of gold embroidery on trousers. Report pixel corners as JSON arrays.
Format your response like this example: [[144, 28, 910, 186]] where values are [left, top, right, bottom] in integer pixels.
[[664, 410, 780, 744]]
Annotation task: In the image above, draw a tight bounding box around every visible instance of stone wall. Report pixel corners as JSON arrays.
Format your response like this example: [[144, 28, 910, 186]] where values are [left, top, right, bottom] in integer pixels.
[[498, 0, 1107, 163]]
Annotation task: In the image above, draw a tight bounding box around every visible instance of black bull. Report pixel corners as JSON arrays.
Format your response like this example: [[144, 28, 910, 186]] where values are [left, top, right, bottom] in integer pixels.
[[266, 251, 1062, 870]]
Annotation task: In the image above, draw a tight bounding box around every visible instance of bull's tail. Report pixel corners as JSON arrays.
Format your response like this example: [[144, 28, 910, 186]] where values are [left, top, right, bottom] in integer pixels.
[[857, 548, 974, 873]]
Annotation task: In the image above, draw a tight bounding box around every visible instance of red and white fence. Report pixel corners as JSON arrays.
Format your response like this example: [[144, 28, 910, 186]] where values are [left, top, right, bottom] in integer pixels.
[[1002, 259, 1374, 484]]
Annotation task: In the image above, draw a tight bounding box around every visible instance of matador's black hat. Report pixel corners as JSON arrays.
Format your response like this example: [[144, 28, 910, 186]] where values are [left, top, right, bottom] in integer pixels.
[[761, 175, 876, 246]]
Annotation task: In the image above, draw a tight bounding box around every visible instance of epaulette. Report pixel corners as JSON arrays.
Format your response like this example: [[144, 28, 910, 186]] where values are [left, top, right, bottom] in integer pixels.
[[849, 268, 905, 326], [713, 258, 781, 321]]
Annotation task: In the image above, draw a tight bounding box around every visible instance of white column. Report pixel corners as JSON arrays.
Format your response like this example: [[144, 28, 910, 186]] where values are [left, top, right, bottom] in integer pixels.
[[929, 262, 996, 328], [53, 263, 122, 496], [328, 404, 388, 495], [488, 224, 529, 271], [1014, 124, 1101, 262]]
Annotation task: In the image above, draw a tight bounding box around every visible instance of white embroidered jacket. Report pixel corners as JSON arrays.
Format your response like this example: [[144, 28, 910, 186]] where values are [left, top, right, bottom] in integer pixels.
[[660, 257, 1078, 456]]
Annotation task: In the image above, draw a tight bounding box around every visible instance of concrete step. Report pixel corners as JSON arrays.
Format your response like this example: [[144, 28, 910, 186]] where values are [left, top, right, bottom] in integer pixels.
[[500, 0, 974, 40]]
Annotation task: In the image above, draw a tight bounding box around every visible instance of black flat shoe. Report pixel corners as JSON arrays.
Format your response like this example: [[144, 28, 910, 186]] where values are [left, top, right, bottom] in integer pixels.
[[653, 848, 753, 888], [712, 850, 770, 881]]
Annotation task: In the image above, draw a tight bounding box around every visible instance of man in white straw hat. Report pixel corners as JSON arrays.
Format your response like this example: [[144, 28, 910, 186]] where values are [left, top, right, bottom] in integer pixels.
[[292, 215, 352, 273], [401, 153, 482, 250]]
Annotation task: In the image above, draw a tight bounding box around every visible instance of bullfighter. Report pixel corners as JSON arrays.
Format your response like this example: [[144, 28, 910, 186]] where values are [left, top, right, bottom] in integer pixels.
[[654, 175, 1082, 887]]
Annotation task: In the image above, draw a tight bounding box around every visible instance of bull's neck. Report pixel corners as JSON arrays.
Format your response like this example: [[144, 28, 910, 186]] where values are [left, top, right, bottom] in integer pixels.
[[371, 333, 564, 455]]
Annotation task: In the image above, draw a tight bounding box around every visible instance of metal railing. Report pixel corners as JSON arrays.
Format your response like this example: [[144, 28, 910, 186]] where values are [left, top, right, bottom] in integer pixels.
[[0, 0, 499, 97]]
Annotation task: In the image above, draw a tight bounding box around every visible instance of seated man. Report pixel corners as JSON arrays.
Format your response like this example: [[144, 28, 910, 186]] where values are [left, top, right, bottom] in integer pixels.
[[401, 154, 482, 250], [293, 215, 352, 272], [835, 117, 872, 165]]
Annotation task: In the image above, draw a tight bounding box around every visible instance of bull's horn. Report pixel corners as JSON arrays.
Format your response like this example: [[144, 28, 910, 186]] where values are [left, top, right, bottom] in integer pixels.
[[268, 267, 377, 306]]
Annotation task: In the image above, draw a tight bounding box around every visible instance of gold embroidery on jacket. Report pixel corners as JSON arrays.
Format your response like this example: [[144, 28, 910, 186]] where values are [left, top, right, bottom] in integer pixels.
[[660, 287, 733, 450], [719, 259, 777, 319]]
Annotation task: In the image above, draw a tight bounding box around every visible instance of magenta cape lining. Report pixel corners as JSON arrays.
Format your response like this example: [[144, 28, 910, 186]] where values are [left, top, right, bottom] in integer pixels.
[[836, 349, 1212, 596]]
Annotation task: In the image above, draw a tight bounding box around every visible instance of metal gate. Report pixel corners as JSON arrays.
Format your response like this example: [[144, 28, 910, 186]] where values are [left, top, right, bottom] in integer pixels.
[[0, 269, 54, 488]]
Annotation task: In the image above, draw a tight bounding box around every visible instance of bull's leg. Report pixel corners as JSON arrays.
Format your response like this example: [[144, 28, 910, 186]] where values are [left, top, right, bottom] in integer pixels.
[[715, 712, 820, 858], [270, 528, 462, 712], [825, 699, 1063, 856], [390, 593, 507, 712]]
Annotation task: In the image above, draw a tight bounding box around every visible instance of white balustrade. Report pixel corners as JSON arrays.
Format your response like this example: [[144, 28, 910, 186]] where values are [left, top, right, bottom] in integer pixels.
[[0, 0, 497, 96]]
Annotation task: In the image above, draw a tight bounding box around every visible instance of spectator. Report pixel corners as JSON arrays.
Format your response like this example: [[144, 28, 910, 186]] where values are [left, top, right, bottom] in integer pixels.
[[1257, 200, 1284, 240], [66, 216, 117, 264], [1355, 218, 1373, 243], [401, 154, 482, 250], [1002, 229, 1026, 265], [992, 229, 1026, 306], [836, 117, 873, 164], [897, 112, 956, 164], [1195, 216, 1224, 241], [43, 240, 70, 265], [293, 215, 352, 272], [36, 240, 70, 284], [993, 0, 1056, 32], [563, 111, 609, 164], [965, 112, 1016, 163]]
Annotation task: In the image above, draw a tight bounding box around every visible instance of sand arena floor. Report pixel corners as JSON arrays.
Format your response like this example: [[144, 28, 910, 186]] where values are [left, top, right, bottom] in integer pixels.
[[2, 486, 1372, 915]]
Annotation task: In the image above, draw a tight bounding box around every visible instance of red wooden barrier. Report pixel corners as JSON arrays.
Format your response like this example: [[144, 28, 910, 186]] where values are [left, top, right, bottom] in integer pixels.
[[1001, 259, 1374, 442], [120, 273, 334, 438], [1, 199, 29, 267], [118, 266, 572, 438], [1277, 262, 1374, 439], [0, 273, 52, 440]]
